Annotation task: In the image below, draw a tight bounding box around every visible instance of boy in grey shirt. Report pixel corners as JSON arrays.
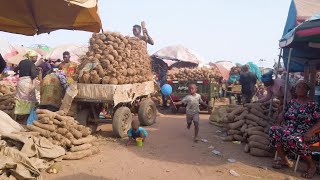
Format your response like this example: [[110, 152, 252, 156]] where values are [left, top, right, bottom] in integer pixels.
[[174, 84, 212, 142]]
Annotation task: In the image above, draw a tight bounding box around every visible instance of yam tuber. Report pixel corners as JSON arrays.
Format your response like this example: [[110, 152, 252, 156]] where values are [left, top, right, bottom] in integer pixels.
[[240, 124, 248, 133], [244, 144, 250, 153], [70, 128, 83, 139], [246, 120, 258, 127], [247, 130, 269, 139], [250, 108, 269, 120], [245, 126, 264, 133], [227, 107, 244, 120], [249, 148, 272, 157], [63, 146, 99, 160], [227, 130, 242, 135], [26, 125, 51, 138], [229, 120, 245, 130], [70, 143, 92, 152], [233, 134, 245, 142], [222, 136, 234, 141], [248, 135, 270, 145], [249, 141, 270, 152], [234, 110, 248, 121], [36, 109, 57, 119], [245, 114, 268, 127], [56, 128, 68, 135], [33, 121, 56, 132], [72, 135, 96, 145]]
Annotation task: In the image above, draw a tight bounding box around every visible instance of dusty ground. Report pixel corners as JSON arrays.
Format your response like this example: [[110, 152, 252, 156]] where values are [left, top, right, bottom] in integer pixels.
[[43, 112, 319, 180]]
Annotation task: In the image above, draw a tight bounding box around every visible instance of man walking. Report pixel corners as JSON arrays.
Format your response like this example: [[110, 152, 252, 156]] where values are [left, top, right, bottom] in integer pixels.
[[239, 65, 257, 104]]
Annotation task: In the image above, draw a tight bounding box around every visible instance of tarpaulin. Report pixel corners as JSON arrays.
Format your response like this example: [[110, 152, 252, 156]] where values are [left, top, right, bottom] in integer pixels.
[[0, 0, 102, 36]]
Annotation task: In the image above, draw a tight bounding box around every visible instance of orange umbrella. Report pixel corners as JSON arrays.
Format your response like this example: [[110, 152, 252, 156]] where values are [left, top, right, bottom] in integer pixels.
[[0, 0, 102, 36]]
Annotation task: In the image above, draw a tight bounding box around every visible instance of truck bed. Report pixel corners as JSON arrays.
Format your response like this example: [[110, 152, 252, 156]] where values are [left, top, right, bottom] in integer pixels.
[[76, 81, 155, 106]]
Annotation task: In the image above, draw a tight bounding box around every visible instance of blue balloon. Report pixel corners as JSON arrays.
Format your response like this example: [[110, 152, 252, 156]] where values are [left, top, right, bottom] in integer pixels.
[[161, 84, 172, 96]]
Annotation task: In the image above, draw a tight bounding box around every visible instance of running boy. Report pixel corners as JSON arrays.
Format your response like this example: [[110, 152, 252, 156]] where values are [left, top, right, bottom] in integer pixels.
[[127, 119, 148, 145], [174, 84, 212, 142]]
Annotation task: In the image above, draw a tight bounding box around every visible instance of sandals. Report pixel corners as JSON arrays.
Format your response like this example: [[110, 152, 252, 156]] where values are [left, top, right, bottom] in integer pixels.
[[301, 166, 317, 179], [272, 160, 294, 169]]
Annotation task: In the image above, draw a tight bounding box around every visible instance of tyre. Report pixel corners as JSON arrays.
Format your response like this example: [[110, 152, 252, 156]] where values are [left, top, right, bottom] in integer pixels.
[[138, 99, 157, 126], [76, 108, 90, 126], [112, 107, 133, 138], [208, 98, 215, 114]]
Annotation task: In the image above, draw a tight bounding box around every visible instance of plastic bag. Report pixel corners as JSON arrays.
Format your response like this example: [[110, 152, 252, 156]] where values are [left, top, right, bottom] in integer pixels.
[[27, 107, 38, 125]]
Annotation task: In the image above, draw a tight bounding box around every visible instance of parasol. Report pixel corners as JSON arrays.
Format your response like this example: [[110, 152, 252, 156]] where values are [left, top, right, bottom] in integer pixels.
[[6, 46, 40, 65], [0, 37, 18, 59], [46, 44, 88, 63], [0, 0, 102, 36]]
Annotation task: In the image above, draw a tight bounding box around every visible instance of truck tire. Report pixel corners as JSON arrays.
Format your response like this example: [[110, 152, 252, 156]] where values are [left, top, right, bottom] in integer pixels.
[[76, 108, 90, 126], [112, 107, 132, 138], [138, 99, 157, 126], [208, 98, 215, 114]]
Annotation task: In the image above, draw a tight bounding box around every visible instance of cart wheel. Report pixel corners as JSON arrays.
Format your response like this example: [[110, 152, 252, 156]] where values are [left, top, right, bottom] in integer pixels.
[[76, 108, 90, 126], [112, 107, 133, 138], [208, 98, 215, 114], [138, 99, 157, 126]]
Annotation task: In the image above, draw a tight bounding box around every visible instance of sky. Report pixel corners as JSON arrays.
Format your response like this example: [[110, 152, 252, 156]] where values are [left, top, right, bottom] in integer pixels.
[[0, 0, 292, 68]]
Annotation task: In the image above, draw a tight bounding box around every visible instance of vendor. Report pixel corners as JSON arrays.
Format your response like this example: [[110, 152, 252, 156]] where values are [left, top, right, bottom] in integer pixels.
[[58, 51, 77, 85], [0, 54, 6, 74], [269, 80, 320, 178], [14, 51, 39, 118], [255, 70, 291, 114], [39, 70, 68, 111], [132, 22, 154, 45]]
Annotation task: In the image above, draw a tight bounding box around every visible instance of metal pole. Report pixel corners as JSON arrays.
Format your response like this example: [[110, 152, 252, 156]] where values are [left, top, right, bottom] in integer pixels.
[[283, 48, 293, 113], [268, 48, 282, 118]]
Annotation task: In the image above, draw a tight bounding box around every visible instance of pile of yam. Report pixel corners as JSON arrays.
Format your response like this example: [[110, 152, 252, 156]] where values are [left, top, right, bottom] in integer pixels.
[[167, 67, 221, 82], [209, 105, 238, 127], [26, 109, 99, 160], [0, 83, 16, 117], [214, 100, 279, 157], [77, 32, 153, 85]]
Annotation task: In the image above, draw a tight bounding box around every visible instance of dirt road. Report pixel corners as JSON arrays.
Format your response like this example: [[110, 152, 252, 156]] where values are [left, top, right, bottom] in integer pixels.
[[43, 113, 318, 180]]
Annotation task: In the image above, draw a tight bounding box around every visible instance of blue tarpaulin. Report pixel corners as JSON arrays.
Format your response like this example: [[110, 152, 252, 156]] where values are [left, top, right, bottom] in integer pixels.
[[280, 0, 320, 72]]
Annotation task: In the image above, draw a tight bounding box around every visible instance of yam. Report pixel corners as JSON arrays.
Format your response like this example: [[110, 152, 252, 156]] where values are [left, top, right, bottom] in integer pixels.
[[247, 130, 269, 139], [65, 132, 74, 139], [70, 143, 92, 152], [52, 119, 67, 127], [72, 135, 96, 145], [234, 110, 248, 121], [33, 121, 56, 132], [26, 125, 51, 138], [227, 106, 244, 120], [250, 108, 269, 120], [248, 135, 270, 145], [0, 98, 15, 106], [36, 109, 56, 119], [240, 123, 248, 133], [244, 144, 249, 153], [70, 128, 83, 139], [81, 128, 91, 137], [56, 128, 68, 135], [51, 132, 63, 141], [245, 114, 268, 127], [227, 130, 242, 135], [228, 120, 245, 130], [63, 146, 99, 160], [222, 136, 234, 142], [249, 141, 270, 151], [245, 126, 264, 133], [233, 134, 245, 142], [246, 120, 258, 126], [37, 117, 51, 124], [244, 103, 263, 111], [249, 148, 272, 157]]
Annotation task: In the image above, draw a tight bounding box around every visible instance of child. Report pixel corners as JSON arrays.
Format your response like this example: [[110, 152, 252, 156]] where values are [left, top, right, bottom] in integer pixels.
[[174, 84, 212, 142], [127, 119, 148, 145]]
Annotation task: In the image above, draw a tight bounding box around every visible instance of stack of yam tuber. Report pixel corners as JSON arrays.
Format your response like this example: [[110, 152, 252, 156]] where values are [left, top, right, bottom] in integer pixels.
[[213, 100, 279, 157], [167, 67, 221, 82], [25, 109, 99, 160], [77, 32, 154, 85], [0, 82, 16, 117]]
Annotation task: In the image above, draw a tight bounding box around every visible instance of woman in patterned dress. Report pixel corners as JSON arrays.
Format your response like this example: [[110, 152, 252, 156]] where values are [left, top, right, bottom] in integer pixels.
[[269, 80, 320, 178]]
